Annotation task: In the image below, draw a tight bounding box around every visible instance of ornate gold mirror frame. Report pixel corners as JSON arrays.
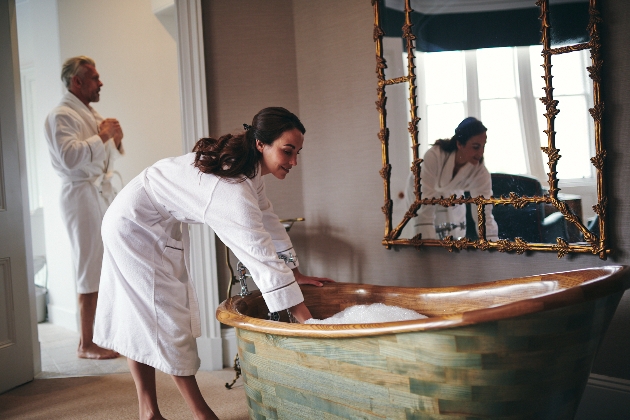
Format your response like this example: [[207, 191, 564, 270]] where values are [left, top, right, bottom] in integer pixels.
[[374, 0, 609, 259]]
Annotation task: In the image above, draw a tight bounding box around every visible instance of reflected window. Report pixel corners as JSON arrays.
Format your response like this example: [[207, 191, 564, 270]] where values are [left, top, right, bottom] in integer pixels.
[[481, 99, 527, 174], [477, 47, 517, 98], [530, 46, 594, 180], [477, 47, 527, 175], [411, 45, 594, 183], [422, 51, 466, 142]]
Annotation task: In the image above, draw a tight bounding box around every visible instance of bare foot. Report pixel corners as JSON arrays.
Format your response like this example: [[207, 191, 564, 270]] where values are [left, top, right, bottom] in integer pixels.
[[77, 343, 120, 359]]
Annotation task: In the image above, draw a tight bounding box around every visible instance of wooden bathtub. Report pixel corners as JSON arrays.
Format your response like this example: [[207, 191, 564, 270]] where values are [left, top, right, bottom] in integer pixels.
[[216, 266, 630, 419]]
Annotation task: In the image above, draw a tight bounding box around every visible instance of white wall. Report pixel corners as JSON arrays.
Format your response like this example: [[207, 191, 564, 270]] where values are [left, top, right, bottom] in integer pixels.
[[199, 0, 304, 304], [16, 0, 182, 331], [56, 0, 183, 183]]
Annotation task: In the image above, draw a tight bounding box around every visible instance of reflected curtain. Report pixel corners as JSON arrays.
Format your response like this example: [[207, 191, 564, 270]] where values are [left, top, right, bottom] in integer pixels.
[[380, 2, 589, 52]]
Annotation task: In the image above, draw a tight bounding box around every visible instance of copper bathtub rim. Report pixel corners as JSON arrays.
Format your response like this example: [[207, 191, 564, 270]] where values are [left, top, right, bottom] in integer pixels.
[[216, 265, 630, 338]]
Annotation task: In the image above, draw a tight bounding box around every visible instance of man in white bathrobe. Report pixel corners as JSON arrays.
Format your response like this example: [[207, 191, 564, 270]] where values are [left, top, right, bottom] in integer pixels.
[[44, 56, 123, 359]]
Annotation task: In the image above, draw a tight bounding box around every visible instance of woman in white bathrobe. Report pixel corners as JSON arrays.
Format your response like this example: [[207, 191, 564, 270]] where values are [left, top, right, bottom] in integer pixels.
[[93, 107, 333, 420], [406, 117, 499, 240]]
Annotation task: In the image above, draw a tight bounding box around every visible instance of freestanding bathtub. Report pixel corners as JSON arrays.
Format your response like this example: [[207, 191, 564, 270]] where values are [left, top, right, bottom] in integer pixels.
[[216, 266, 630, 419]]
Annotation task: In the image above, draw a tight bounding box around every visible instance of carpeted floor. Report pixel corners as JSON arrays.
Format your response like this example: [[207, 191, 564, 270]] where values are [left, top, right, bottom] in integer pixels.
[[0, 368, 249, 419]]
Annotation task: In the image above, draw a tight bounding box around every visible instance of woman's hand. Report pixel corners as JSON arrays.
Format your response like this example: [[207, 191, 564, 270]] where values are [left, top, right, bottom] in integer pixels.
[[287, 269, 334, 323], [288, 302, 313, 323], [292, 268, 335, 287]]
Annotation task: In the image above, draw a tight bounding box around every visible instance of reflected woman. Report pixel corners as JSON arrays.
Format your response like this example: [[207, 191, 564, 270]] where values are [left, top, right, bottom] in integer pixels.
[[406, 117, 499, 240]]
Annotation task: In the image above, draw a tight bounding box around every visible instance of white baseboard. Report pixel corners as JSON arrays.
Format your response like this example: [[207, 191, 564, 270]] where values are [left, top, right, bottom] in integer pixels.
[[575, 374, 630, 420], [221, 327, 238, 369], [197, 336, 223, 371], [45, 304, 78, 332]]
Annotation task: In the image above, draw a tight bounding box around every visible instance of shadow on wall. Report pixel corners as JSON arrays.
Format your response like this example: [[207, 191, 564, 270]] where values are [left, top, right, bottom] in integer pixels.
[[291, 216, 365, 284]]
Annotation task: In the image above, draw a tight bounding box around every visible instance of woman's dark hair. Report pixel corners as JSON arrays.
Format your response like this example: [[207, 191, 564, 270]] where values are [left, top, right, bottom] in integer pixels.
[[192, 107, 305, 181], [434, 117, 487, 152]]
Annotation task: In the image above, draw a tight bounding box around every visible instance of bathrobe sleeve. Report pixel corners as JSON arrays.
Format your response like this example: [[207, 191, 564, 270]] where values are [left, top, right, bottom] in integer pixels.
[[44, 108, 107, 171], [106, 139, 125, 160], [204, 178, 304, 312], [256, 177, 299, 269], [467, 164, 499, 241], [415, 147, 441, 239]]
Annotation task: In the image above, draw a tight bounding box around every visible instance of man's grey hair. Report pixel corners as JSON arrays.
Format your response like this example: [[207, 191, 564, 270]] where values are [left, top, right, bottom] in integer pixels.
[[61, 56, 95, 89]]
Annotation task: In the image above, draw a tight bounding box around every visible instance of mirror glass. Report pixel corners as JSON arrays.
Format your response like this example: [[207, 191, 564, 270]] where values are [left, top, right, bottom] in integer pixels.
[[376, 0, 608, 257]]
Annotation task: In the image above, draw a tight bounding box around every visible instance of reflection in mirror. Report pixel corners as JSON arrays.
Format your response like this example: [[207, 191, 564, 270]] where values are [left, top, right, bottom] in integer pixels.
[[405, 117, 499, 241], [375, 0, 609, 258], [382, 36, 413, 236], [530, 45, 597, 242]]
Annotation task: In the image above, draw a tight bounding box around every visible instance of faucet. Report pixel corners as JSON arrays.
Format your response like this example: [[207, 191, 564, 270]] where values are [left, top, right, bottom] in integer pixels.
[[435, 222, 467, 239], [278, 252, 296, 265], [236, 261, 251, 297]]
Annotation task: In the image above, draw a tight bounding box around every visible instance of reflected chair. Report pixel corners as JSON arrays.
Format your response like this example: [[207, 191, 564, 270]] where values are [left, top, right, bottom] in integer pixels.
[[584, 214, 600, 240], [490, 173, 568, 243]]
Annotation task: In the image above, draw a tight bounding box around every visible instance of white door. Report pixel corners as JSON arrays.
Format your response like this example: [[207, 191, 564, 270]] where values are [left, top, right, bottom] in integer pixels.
[[0, 0, 36, 394]]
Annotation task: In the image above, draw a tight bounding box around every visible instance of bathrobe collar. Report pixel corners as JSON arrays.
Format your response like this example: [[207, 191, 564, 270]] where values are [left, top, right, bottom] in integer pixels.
[[60, 91, 101, 133], [435, 151, 476, 194]]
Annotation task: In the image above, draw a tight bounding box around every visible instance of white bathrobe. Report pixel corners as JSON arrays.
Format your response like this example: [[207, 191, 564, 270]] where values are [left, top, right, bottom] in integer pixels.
[[407, 145, 499, 240], [93, 153, 303, 376], [44, 92, 124, 293]]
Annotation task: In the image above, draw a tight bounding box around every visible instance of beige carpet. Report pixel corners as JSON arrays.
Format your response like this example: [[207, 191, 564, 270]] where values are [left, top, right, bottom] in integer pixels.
[[0, 368, 249, 419]]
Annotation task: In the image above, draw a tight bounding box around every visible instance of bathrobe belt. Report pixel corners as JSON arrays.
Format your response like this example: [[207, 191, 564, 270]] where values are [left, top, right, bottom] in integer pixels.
[[60, 171, 121, 204], [141, 169, 202, 339]]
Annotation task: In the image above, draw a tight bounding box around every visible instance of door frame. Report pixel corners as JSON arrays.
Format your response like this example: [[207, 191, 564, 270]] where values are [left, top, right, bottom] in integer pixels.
[[174, 0, 223, 370], [0, 0, 39, 394]]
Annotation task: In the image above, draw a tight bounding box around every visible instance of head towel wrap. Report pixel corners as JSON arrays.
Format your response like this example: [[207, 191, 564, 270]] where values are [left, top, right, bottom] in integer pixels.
[[454, 117, 486, 142]]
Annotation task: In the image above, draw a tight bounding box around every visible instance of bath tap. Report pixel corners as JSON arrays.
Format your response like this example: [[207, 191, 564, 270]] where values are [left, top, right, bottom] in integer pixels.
[[278, 252, 296, 265], [435, 221, 467, 239], [267, 309, 298, 323], [236, 261, 251, 297], [286, 308, 298, 323]]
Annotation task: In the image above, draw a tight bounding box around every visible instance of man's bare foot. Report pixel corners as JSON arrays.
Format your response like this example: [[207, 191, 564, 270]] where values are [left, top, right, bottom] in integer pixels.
[[77, 343, 119, 359]]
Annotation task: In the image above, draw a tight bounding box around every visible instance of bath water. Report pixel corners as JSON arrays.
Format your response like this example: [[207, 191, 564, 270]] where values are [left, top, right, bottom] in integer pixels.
[[304, 303, 427, 325]]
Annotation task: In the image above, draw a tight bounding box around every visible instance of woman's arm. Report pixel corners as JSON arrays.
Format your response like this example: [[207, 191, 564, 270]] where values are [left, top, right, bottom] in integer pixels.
[[255, 176, 304, 270], [205, 179, 305, 313], [287, 302, 313, 323], [289, 269, 335, 323]]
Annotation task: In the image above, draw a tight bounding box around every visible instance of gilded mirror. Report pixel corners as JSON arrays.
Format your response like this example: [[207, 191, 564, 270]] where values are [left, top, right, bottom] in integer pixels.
[[373, 0, 609, 259]]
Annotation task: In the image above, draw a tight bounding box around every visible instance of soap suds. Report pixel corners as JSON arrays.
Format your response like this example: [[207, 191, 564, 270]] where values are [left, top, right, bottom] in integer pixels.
[[305, 303, 427, 325]]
